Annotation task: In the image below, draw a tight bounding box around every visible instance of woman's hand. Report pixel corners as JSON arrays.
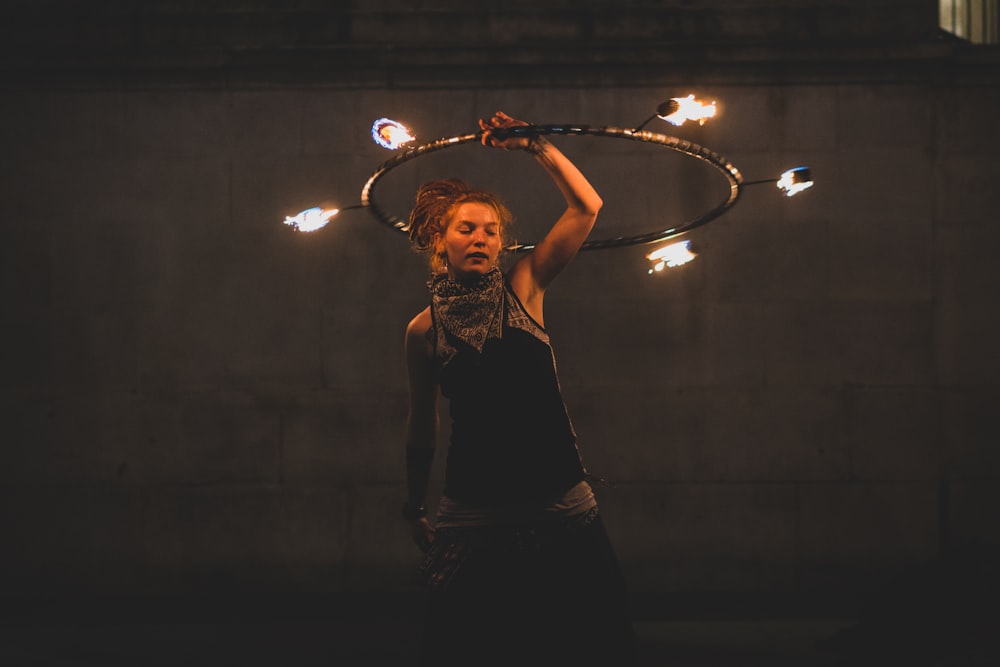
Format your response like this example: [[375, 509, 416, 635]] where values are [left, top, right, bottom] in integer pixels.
[[479, 111, 535, 152], [410, 516, 435, 553]]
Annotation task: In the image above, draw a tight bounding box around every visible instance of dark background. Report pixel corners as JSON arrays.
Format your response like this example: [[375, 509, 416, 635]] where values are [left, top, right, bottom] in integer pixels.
[[2, 0, 998, 651]]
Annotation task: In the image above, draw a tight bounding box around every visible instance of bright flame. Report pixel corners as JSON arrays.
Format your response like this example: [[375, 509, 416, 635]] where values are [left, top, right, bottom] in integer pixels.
[[659, 95, 717, 126], [647, 240, 696, 274], [371, 118, 414, 149], [776, 167, 814, 197], [284, 207, 339, 232]]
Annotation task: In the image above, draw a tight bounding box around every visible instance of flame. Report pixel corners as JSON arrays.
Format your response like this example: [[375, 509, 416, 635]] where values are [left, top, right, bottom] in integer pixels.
[[371, 118, 415, 149], [776, 167, 814, 197], [284, 207, 339, 232], [647, 240, 696, 273], [659, 95, 717, 126]]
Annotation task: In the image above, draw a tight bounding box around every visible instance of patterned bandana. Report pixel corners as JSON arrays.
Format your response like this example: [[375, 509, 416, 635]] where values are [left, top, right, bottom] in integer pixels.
[[430, 267, 504, 354]]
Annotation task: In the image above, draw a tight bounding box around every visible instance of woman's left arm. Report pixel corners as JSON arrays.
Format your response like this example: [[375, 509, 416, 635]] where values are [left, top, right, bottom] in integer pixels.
[[480, 112, 603, 302]]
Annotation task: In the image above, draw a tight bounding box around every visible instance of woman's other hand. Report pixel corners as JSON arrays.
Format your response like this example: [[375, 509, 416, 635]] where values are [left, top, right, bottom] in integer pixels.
[[410, 516, 435, 552]]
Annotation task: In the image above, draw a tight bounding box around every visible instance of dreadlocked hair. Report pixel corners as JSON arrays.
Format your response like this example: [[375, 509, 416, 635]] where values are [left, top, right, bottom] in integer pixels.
[[407, 178, 513, 275]]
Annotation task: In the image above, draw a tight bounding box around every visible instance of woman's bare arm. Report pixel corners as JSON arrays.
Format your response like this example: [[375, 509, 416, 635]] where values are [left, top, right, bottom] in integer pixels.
[[403, 307, 438, 550], [479, 112, 602, 322]]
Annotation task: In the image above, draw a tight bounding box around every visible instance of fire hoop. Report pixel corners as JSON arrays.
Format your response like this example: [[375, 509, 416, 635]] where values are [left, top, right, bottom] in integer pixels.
[[359, 124, 744, 252]]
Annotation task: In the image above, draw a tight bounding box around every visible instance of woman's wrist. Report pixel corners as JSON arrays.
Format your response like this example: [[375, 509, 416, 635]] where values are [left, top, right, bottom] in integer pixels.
[[525, 135, 549, 156], [401, 500, 428, 521]]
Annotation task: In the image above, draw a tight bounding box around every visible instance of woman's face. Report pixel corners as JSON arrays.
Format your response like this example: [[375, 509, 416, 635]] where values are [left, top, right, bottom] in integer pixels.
[[440, 201, 502, 280]]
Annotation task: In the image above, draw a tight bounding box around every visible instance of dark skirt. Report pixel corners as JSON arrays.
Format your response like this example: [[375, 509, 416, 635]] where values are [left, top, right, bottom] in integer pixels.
[[418, 510, 637, 667]]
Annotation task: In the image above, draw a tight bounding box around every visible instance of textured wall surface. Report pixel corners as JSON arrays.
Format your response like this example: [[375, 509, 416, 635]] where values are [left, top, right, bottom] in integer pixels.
[[2, 1, 999, 609]]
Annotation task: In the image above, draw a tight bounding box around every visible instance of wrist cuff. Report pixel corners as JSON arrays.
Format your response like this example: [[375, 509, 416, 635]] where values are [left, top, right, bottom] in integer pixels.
[[401, 501, 427, 521]]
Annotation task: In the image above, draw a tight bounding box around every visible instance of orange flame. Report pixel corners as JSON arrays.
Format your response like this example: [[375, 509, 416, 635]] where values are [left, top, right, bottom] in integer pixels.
[[647, 240, 696, 273], [659, 95, 717, 126], [371, 118, 415, 149]]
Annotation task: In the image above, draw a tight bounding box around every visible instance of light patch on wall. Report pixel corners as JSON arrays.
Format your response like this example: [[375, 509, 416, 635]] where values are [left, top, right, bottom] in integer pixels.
[[940, 0, 999, 44]]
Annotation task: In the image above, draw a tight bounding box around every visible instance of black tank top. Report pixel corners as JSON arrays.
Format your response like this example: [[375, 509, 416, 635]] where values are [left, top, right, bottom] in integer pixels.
[[432, 275, 587, 505]]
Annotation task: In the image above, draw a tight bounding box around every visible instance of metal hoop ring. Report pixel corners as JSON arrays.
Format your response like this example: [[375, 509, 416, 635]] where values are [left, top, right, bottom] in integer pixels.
[[360, 124, 744, 252]]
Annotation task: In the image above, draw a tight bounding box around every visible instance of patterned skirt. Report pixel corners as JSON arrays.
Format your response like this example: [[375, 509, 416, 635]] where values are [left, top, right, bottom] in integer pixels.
[[417, 508, 637, 667]]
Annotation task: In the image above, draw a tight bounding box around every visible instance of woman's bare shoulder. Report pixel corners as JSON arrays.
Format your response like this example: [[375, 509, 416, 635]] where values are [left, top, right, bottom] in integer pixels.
[[405, 306, 434, 366], [405, 306, 433, 341]]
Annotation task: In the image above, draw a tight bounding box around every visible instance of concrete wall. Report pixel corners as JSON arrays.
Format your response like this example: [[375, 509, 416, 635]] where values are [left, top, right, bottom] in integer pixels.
[[2, 1, 999, 607]]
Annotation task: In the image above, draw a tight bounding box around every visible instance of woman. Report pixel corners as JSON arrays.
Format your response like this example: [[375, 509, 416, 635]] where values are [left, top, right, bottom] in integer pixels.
[[402, 111, 636, 666]]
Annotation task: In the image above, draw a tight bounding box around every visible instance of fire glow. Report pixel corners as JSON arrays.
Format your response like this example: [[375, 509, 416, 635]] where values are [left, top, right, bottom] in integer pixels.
[[284, 207, 339, 232], [371, 118, 414, 150], [776, 167, 814, 197], [658, 95, 717, 126], [647, 240, 696, 273]]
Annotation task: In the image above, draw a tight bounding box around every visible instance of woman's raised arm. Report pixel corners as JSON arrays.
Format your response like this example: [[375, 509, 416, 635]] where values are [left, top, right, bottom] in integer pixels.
[[479, 111, 602, 317]]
